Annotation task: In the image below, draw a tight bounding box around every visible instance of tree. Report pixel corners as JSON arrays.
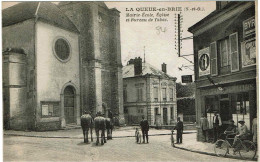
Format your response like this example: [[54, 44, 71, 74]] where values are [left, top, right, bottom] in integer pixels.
[[176, 82, 195, 98]]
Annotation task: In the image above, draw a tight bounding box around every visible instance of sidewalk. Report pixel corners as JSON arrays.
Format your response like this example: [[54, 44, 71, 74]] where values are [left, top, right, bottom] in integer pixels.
[[3, 127, 196, 139], [174, 133, 258, 161]]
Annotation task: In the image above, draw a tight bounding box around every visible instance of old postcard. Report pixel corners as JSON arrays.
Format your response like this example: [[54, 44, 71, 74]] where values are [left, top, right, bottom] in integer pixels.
[[2, 1, 258, 161]]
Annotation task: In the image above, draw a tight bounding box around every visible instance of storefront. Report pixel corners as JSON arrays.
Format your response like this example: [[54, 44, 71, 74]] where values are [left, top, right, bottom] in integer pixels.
[[188, 2, 256, 142]]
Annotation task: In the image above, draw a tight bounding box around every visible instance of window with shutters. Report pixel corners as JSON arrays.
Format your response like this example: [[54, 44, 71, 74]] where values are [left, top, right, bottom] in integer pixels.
[[218, 38, 231, 74], [162, 88, 167, 101], [229, 33, 239, 72], [153, 87, 158, 102]]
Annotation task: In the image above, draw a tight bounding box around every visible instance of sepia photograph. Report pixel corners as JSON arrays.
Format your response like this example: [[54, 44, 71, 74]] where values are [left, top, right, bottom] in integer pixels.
[[2, 1, 258, 161]]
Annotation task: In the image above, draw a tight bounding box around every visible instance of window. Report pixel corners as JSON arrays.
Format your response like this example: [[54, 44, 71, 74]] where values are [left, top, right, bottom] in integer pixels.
[[219, 38, 229, 67], [124, 107, 128, 114], [137, 88, 143, 101], [210, 32, 239, 76], [169, 88, 173, 101], [231, 93, 250, 130], [54, 38, 71, 62], [155, 108, 160, 115], [170, 107, 174, 119], [41, 102, 60, 117], [153, 87, 158, 102], [162, 88, 167, 101], [138, 108, 144, 114]]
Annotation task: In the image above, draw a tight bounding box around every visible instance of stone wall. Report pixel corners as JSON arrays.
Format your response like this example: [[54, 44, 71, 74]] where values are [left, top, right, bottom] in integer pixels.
[[3, 19, 36, 130]]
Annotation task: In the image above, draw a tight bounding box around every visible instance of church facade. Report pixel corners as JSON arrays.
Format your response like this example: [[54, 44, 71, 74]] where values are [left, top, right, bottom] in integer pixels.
[[2, 2, 124, 131]]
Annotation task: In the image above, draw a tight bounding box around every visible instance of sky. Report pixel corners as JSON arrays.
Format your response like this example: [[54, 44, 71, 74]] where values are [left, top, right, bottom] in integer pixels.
[[2, 1, 216, 82]]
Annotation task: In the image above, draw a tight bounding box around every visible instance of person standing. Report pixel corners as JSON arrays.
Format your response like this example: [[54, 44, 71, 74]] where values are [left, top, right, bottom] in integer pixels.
[[175, 117, 184, 144], [200, 114, 209, 142], [213, 111, 222, 142], [140, 115, 149, 143]]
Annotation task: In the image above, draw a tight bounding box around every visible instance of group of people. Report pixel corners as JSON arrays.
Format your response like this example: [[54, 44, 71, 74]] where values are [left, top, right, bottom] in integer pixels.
[[138, 115, 184, 144], [200, 111, 257, 149]]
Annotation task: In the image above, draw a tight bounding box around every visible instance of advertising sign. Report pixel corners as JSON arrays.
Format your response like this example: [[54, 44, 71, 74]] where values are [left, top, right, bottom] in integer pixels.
[[198, 47, 210, 76], [241, 38, 256, 67], [243, 16, 255, 39]]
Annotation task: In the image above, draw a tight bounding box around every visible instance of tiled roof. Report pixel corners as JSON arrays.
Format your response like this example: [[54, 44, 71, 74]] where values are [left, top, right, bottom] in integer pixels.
[[123, 62, 175, 79], [2, 2, 79, 33]]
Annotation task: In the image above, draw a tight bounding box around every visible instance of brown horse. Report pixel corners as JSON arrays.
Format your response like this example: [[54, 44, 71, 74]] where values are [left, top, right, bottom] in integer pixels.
[[80, 113, 93, 143], [94, 115, 106, 145], [105, 117, 114, 140]]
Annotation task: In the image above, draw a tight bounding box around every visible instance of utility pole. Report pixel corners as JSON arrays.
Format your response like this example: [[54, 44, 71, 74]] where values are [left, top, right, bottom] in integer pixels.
[[144, 46, 146, 63], [178, 14, 181, 57]]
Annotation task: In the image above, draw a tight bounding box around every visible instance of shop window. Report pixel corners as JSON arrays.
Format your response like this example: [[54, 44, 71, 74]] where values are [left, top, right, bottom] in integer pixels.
[[162, 88, 167, 101], [153, 87, 158, 102], [41, 101, 60, 118], [231, 93, 250, 130]]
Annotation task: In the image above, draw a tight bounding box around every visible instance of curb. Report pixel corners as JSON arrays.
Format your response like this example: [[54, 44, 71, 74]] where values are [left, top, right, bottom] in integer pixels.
[[173, 145, 257, 161], [4, 131, 196, 139]]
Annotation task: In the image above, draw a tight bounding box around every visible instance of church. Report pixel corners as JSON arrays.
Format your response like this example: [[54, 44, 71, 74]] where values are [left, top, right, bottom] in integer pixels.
[[2, 2, 124, 131]]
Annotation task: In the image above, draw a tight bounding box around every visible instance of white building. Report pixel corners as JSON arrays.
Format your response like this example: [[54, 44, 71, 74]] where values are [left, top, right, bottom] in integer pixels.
[[123, 57, 177, 126]]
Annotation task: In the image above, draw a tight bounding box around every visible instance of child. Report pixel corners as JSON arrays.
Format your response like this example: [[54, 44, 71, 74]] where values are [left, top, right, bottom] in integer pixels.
[[135, 128, 141, 144]]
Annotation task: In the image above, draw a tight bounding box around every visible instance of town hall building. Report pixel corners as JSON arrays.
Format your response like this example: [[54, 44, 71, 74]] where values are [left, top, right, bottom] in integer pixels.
[[123, 57, 177, 126], [3, 2, 124, 131]]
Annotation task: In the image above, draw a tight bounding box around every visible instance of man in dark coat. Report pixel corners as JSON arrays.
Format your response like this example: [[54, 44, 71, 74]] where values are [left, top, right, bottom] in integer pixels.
[[175, 117, 183, 144], [140, 115, 149, 143]]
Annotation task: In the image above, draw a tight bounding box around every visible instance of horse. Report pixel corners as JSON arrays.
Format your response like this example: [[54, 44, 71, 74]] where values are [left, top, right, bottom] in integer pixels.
[[80, 113, 93, 143], [105, 117, 114, 140], [94, 115, 106, 145]]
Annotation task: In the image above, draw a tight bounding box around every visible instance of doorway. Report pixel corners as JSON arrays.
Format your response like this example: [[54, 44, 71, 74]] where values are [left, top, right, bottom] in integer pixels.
[[220, 100, 231, 122], [64, 86, 75, 124]]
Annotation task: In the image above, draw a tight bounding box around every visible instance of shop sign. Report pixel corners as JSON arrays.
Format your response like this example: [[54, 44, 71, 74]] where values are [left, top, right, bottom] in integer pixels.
[[241, 38, 256, 67], [243, 16, 255, 39], [198, 47, 210, 76], [181, 75, 192, 83]]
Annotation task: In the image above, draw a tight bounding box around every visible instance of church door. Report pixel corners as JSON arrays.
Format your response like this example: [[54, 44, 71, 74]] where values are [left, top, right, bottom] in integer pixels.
[[64, 86, 75, 124]]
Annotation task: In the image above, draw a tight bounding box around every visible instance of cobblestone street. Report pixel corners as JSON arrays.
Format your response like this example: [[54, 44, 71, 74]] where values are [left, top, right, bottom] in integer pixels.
[[4, 128, 241, 161]]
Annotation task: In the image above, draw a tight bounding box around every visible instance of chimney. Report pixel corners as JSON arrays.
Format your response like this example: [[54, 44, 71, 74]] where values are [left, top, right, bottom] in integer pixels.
[[128, 59, 134, 65], [162, 63, 167, 73], [134, 57, 142, 76]]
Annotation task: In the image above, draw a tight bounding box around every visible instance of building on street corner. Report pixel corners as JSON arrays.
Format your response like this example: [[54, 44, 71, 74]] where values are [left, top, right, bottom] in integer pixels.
[[3, 2, 124, 131], [123, 57, 177, 126], [188, 1, 256, 141]]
